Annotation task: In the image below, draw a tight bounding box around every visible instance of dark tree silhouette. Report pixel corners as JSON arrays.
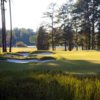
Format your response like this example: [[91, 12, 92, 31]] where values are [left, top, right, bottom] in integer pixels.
[[37, 26, 49, 50], [9, 0, 13, 52], [1, 0, 7, 52], [64, 23, 73, 51]]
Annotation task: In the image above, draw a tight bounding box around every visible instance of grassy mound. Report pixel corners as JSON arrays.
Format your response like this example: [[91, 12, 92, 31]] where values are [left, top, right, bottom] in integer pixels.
[[40, 56, 56, 60]]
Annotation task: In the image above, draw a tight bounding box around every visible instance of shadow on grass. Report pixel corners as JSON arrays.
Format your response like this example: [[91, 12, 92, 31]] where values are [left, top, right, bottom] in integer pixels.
[[0, 59, 100, 99], [29, 60, 100, 74], [0, 59, 100, 74], [0, 70, 100, 100]]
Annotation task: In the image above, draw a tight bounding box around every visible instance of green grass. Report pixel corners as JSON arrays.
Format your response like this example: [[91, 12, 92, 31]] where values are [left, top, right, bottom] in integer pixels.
[[0, 50, 100, 74], [0, 50, 100, 99], [31, 50, 55, 54]]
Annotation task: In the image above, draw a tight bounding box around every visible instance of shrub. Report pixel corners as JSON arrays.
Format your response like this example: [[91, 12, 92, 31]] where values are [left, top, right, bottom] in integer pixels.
[[16, 41, 27, 47]]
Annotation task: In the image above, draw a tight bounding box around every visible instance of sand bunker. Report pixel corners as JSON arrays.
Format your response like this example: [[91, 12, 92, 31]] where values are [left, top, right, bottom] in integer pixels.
[[1, 52, 55, 63], [6, 59, 55, 63], [17, 52, 30, 57]]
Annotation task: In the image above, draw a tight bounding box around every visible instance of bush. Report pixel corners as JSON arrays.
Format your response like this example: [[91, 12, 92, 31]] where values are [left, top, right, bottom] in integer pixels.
[[16, 41, 27, 47]]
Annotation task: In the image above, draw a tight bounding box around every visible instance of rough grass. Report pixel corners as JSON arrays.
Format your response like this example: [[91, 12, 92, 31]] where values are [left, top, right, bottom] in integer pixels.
[[0, 72, 100, 100], [0, 48, 100, 99]]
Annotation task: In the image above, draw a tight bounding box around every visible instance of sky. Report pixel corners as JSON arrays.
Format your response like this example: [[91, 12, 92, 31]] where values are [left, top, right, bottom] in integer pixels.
[[0, 0, 68, 31]]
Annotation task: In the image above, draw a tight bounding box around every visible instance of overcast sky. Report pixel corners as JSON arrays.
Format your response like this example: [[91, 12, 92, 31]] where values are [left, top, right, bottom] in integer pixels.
[[0, 0, 68, 31]]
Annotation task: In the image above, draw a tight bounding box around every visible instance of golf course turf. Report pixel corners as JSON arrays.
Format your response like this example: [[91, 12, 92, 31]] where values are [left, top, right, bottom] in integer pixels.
[[0, 49, 100, 100]]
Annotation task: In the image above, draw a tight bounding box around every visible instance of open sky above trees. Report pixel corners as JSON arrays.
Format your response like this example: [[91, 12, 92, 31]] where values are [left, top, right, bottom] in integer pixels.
[[0, 0, 72, 31]]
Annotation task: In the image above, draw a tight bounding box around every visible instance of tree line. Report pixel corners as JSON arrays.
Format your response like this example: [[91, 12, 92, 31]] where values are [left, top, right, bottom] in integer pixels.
[[0, 0, 37, 52], [37, 0, 100, 51], [0, 28, 37, 47], [1, 0, 100, 52]]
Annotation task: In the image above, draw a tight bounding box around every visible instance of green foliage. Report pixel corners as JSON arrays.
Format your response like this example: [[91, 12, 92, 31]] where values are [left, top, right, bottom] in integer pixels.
[[7, 28, 36, 46], [42, 0, 100, 50], [37, 26, 50, 50], [29, 34, 37, 44]]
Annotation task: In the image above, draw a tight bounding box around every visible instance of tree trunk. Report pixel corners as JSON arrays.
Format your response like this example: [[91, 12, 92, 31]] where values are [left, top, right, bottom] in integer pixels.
[[92, 22, 95, 50], [51, 17, 55, 51], [87, 19, 91, 50], [9, 0, 13, 52], [76, 44, 78, 51], [92, 0, 95, 50], [64, 40, 67, 51], [1, 0, 7, 52], [98, 20, 100, 49], [86, 2, 91, 50], [87, 14, 91, 50], [51, 28, 55, 51], [81, 39, 84, 50], [76, 27, 78, 51]]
